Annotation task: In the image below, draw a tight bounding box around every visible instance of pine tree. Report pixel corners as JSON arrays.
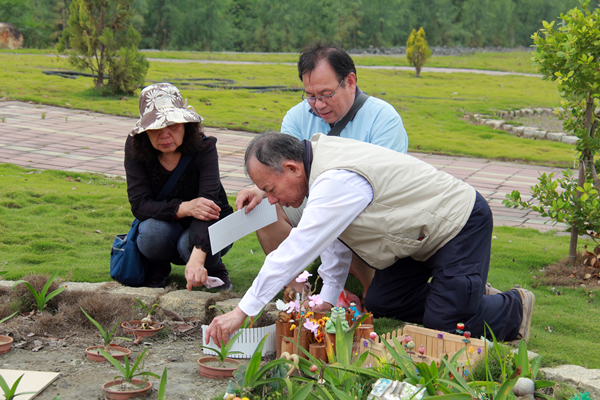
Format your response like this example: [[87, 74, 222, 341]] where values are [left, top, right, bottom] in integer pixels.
[[406, 27, 431, 78], [57, 0, 148, 95]]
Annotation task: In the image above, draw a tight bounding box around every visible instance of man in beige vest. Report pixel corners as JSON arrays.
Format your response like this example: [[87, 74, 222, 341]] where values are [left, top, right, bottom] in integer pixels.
[[206, 133, 534, 347]]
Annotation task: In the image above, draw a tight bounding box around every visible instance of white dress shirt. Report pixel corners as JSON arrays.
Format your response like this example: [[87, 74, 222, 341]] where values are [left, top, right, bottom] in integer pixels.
[[238, 169, 374, 316]]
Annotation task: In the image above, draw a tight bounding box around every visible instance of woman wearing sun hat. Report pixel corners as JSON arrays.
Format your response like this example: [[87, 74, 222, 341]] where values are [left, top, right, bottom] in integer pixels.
[[125, 82, 234, 290]]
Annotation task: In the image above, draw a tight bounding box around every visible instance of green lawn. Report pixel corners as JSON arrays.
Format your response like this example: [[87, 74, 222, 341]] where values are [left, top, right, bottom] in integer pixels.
[[0, 164, 597, 369], [1, 53, 571, 167], [0, 49, 537, 73]]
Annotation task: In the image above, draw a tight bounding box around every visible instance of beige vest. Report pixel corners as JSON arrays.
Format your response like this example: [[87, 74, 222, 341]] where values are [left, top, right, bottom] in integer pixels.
[[308, 133, 476, 269]]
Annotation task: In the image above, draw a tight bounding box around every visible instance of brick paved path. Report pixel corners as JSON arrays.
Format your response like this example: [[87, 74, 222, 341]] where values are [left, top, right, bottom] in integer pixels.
[[0, 100, 566, 230]]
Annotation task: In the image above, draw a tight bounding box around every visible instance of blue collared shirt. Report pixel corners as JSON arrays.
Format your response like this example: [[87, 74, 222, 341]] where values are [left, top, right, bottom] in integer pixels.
[[281, 91, 408, 153]]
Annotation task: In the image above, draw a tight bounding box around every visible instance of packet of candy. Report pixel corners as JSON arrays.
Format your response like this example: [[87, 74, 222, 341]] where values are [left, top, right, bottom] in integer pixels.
[[204, 276, 224, 289], [367, 378, 424, 400]]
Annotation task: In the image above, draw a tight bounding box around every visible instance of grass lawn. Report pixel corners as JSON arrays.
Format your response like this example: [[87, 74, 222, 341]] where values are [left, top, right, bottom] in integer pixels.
[[0, 49, 538, 73], [1, 53, 572, 167], [0, 163, 597, 369]]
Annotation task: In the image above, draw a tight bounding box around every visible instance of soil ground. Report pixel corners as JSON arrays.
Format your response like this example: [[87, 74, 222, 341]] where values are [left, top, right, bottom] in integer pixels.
[[0, 280, 277, 400], [1, 332, 238, 400]]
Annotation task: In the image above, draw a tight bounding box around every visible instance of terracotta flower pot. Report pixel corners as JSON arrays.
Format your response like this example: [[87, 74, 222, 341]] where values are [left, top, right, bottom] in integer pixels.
[[85, 344, 132, 362], [121, 320, 164, 344], [102, 378, 152, 400], [197, 356, 242, 379], [0, 335, 13, 355]]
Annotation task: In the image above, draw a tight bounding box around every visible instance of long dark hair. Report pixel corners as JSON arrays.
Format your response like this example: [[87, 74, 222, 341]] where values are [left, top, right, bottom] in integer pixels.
[[129, 122, 205, 164]]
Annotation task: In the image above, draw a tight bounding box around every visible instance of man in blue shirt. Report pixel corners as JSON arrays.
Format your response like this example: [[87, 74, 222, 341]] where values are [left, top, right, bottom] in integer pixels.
[[236, 42, 408, 299]]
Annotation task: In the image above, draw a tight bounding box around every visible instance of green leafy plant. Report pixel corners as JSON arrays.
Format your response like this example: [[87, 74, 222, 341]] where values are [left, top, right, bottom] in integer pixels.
[[0, 312, 18, 325], [0, 374, 35, 400], [12, 270, 66, 312], [81, 307, 131, 351], [198, 330, 244, 362], [98, 348, 160, 384], [233, 333, 290, 392], [157, 367, 167, 400], [133, 298, 160, 316]]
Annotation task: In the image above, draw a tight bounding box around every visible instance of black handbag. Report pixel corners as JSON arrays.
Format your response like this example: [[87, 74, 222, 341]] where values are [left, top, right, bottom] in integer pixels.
[[110, 154, 193, 286]]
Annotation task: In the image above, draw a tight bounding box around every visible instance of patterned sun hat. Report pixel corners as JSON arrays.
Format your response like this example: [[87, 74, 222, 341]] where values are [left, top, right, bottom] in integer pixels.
[[130, 82, 203, 136]]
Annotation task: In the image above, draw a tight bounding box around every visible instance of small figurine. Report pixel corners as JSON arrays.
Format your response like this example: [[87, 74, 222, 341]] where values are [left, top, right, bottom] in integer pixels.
[[462, 331, 471, 344], [405, 340, 415, 354], [277, 311, 292, 323], [223, 380, 236, 400], [417, 344, 426, 359], [456, 322, 465, 335], [325, 307, 349, 334], [283, 286, 298, 303], [348, 300, 361, 321]]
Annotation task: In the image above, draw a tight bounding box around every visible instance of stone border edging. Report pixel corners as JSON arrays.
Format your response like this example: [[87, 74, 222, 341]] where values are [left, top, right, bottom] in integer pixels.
[[464, 107, 579, 145]]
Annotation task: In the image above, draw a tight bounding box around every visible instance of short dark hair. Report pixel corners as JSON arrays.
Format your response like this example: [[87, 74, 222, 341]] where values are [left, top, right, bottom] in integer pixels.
[[297, 41, 357, 82], [130, 122, 205, 164], [245, 132, 304, 174]]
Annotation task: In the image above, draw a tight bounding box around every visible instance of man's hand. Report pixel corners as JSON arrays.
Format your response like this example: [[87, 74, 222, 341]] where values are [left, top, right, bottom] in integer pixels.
[[235, 186, 266, 213], [178, 197, 221, 221], [185, 248, 208, 290], [206, 306, 247, 345], [312, 301, 333, 313]]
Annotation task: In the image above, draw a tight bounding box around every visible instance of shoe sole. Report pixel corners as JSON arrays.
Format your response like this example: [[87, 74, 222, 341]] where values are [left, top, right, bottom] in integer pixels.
[[513, 288, 535, 343]]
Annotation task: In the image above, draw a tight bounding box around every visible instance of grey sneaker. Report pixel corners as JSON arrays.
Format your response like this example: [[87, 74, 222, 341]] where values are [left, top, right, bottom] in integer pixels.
[[213, 263, 233, 292], [512, 287, 535, 343], [485, 282, 502, 295]]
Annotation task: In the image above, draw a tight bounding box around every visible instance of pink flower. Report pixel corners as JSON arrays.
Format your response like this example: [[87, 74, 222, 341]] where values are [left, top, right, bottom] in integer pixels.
[[286, 300, 301, 314], [296, 270, 312, 283], [304, 320, 319, 336], [369, 332, 378, 340], [308, 294, 323, 308]]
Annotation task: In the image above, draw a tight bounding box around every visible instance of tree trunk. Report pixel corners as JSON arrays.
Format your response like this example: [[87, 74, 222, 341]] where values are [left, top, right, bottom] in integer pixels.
[[415, 65, 421, 78], [570, 93, 596, 259]]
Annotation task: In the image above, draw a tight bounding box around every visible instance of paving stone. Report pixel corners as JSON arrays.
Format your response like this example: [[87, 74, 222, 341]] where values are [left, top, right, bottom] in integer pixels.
[[541, 365, 600, 399]]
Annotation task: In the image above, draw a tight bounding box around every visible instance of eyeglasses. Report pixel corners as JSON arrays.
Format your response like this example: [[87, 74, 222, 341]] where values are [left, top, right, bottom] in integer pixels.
[[302, 78, 344, 103]]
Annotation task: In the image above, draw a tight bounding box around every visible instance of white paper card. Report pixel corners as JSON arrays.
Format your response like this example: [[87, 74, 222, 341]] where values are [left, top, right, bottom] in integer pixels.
[[209, 198, 277, 255]]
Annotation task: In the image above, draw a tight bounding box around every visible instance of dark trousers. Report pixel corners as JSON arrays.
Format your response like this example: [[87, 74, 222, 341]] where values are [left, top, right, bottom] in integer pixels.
[[364, 192, 522, 341], [137, 219, 230, 285]]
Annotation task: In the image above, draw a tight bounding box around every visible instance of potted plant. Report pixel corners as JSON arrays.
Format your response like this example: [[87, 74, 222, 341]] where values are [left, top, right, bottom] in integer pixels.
[[121, 298, 164, 344], [99, 348, 159, 400], [201, 304, 276, 359], [0, 311, 18, 354], [197, 330, 244, 379], [81, 307, 132, 362]]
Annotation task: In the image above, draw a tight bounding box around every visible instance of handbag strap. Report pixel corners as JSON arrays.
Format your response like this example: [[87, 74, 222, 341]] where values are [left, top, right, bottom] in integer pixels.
[[156, 153, 193, 201], [327, 91, 369, 137]]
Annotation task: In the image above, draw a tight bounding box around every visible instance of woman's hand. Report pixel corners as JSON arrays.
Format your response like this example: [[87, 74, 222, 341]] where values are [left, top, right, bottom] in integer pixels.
[[178, 197, 221, 221], [206, 306, 247, 345], [185, 247, 208, 290]]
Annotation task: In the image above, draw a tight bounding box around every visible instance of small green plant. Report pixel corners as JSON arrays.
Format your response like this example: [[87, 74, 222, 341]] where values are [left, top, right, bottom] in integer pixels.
[[98, 348, 160, 385], [81, 307, 131, 351], [233, 333, 290, 392], [198, 330, 244, 362], [12, 270, 66, 312], [0, 312, 18, 324], [157, 367, 167, 400], [0, 374, 35, 400], [133, 298, 159, 316], [41, 112, 46, 119], [0, 117, 5, 122]]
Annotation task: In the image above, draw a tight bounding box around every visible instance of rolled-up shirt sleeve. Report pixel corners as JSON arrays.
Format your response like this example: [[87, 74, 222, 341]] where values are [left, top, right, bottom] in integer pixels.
[[238, 169, 373, 316]]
